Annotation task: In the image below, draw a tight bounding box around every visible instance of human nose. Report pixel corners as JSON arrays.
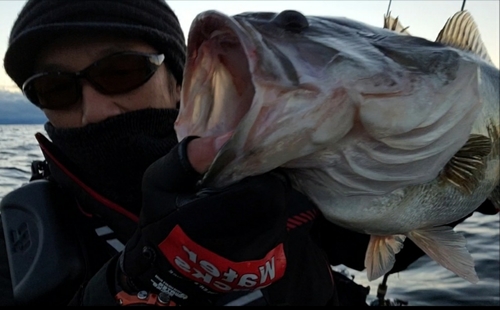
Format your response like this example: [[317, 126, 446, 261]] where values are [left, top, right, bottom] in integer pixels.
[[80, 80, 121, 126]]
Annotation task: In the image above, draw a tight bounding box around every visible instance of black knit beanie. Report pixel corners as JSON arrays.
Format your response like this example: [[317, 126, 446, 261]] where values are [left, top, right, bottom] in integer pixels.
[[4, 0, 186, 90]]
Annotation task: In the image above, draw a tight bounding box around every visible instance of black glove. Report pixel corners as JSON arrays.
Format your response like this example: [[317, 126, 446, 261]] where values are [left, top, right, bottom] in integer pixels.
[[117, 137, 289, 306]]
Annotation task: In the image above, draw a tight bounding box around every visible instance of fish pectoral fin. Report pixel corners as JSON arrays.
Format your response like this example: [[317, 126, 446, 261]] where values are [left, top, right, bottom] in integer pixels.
[[408, 226, 479, 284], [439, 134, 492, 195], [364, 234, 406, 281]]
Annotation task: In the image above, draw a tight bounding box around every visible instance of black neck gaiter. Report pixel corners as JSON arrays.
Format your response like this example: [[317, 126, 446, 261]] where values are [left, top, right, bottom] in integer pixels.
[[44, 108, 179, 215]]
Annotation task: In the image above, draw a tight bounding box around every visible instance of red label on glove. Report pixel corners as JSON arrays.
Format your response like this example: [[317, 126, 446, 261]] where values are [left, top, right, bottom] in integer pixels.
[[159, 225, 286, 293]]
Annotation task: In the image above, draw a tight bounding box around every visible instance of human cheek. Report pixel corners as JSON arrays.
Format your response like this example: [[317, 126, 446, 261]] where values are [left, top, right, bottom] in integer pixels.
[[146, 79, 176, 109], [43, 109, 84, 128]]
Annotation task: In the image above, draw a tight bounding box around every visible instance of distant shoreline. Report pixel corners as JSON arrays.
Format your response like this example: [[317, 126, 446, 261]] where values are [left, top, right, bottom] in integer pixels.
[[0, 122, 45, 125]]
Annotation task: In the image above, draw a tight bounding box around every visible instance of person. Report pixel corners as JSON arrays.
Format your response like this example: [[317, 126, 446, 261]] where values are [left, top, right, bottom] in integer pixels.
[[1, 0, 497, 306]]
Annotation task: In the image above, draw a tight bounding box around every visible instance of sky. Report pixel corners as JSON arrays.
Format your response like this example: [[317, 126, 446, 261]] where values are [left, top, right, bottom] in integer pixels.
[[0, 0, 498, 92]]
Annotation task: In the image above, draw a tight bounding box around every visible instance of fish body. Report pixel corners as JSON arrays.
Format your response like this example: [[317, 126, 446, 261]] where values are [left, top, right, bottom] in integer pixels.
[[175, 9, 499, 283]]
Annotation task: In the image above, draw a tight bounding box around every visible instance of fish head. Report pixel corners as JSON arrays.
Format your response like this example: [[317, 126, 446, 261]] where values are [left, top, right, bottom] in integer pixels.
[[177, 10, 358, 143], [176, 10, 479, 187]]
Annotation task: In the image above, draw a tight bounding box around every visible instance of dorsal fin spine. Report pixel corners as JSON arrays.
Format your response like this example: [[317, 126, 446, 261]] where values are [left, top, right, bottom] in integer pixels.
[[436, 10, 492, 64]]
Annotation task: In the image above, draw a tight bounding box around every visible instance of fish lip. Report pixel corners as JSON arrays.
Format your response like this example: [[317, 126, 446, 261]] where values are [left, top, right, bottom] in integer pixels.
[[187, 10, 254, 62], [187, 11, 226, 55]]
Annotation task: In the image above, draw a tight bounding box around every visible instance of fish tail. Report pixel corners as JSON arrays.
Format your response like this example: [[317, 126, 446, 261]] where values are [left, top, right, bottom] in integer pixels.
[[364, 234, 406, 281], [407, 226, 479, 284]]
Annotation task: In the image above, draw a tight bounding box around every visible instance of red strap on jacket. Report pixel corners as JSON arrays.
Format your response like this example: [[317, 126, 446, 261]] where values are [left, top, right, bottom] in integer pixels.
[[115, 290, 176, 306]]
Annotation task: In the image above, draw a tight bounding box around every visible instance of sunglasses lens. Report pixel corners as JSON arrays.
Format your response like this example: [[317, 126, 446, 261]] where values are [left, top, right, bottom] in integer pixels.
[[87, 54, 157, 94], [22, 52, 163, 110], [24, 74, 80, 110]]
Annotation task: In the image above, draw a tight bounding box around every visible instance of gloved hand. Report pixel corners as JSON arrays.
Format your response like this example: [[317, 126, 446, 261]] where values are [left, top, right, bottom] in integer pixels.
[[116, 137, 289, 306]]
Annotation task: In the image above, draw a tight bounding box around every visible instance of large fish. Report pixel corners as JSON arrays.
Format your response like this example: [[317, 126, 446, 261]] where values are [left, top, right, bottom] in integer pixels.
[[175, 9, 499, 284]]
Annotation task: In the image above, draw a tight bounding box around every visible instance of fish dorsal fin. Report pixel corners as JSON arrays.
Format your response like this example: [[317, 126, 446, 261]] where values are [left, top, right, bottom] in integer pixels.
[[439, 133, 492, 194], [383, 12, 411, 35], [435, 10, 493, 64]]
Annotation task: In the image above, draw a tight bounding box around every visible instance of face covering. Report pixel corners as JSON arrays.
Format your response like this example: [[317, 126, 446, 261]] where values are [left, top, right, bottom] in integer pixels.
[[44, 108, 179, 214]]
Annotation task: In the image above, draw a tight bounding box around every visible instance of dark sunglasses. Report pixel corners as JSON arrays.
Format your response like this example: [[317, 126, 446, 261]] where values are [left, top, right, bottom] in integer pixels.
[[22, 52, 165, 110]]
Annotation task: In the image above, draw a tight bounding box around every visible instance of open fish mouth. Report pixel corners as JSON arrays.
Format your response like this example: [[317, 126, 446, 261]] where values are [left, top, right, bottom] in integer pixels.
[[175, 11, 256, 142]]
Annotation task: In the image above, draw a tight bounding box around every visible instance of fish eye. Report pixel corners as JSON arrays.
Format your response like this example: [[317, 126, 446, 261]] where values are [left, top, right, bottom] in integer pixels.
[[272, 10, 309, 32]]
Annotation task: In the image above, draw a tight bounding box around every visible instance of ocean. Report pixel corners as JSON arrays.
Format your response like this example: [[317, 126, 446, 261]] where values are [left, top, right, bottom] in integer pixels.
[[0, 124, 499, 306]]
